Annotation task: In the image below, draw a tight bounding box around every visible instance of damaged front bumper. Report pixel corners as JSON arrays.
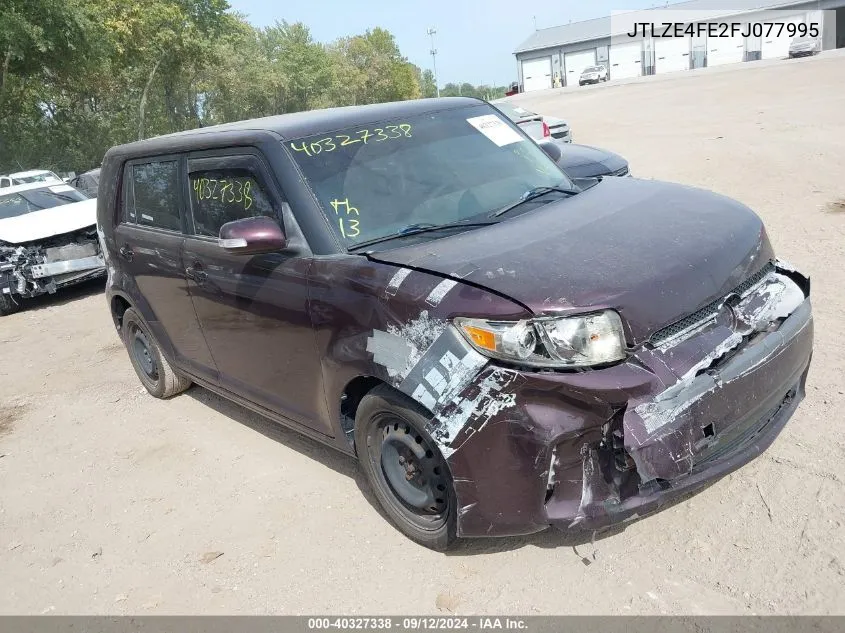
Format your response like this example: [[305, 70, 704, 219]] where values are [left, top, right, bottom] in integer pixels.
[[0, 228, 106, 300], [439, 262, 813, 537]]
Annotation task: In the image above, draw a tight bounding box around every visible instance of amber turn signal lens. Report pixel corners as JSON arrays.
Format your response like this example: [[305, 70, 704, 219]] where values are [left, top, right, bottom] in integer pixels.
[[461, 325, 496, 351]]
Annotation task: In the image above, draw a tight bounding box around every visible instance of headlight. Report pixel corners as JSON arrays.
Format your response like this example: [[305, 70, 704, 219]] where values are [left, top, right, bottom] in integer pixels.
[[455, 311, 626, 368]]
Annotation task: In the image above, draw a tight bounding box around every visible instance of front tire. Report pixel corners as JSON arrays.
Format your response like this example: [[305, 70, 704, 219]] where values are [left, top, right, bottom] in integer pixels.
[[0, 291, 22, 316], [122, 308, 191, 399], [355, 385, 457, 551]]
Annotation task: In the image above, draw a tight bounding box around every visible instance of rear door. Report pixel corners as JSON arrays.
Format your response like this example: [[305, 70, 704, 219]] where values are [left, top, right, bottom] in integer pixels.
[[182, 151, 328, 434], [114, 157, 218, 382]]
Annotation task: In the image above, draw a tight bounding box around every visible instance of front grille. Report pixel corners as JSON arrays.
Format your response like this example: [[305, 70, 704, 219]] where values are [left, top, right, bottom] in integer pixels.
[[649, 261, 776, 346]]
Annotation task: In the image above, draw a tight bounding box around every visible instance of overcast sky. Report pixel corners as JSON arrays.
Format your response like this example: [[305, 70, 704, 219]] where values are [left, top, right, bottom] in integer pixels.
[[228, 0, 674, 86]]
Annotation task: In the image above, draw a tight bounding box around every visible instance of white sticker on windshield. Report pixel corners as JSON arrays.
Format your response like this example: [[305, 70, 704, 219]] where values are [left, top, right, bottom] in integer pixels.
[[49, 185, 75, 193], [466, 115, 523, 147]]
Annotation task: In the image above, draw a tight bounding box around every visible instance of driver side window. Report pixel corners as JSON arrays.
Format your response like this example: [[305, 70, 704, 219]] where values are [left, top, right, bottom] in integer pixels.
[[187, 162, 275, 237]]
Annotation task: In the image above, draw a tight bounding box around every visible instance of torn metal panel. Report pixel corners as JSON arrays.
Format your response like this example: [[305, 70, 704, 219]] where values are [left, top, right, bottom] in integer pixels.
[[624, 297, 812, 483], [368, 307, 522, 459], [431, 366, 520, 457]]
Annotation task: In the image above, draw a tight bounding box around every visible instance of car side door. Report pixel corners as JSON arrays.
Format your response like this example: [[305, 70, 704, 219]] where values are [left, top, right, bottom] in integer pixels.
[[181, 151, 330, 435], [113, 156, 218, 383]]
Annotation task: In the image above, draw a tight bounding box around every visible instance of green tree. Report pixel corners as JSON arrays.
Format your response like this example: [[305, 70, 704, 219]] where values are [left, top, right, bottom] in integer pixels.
[[329, 28, 420, 105], [417, 68, 438, 98], [0, 3, 494, 175]]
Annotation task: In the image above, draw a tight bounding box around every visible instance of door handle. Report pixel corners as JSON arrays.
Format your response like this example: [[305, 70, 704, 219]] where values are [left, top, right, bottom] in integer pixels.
[[186, 262, 208, 284], [119, 245, 134, 262]]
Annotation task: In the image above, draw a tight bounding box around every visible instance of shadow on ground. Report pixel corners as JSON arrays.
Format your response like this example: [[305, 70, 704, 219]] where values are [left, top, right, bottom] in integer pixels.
[[21, 277, 106, 313], [187, 381, 713, 556]]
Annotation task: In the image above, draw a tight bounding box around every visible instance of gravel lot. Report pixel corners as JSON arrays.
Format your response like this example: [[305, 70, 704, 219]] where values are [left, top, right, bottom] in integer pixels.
[[2, 52, 844, 615]]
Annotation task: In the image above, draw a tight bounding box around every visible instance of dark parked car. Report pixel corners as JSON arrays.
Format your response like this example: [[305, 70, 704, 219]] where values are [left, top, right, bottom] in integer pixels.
[[69, 168, 100, 198], [539, 140, 630, 178], [99, 97, 813, 550]]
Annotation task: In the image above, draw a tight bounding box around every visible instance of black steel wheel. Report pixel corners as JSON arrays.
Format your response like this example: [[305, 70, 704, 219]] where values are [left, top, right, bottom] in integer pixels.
[[355, 385, 457, 550], [122, 307, 191, 399], [130, 325, 159, 382]]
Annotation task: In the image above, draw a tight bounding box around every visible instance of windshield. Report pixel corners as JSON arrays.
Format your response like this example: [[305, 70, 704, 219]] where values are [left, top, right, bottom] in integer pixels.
[[583, 66, 601, 73], [0, 185, 87, 220], [288, 104, 572, 248], [14, 171, 61, 184]]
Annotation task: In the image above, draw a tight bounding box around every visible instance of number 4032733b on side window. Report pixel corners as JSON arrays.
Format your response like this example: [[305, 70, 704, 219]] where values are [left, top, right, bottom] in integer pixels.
[[97, 98, 813, 550]]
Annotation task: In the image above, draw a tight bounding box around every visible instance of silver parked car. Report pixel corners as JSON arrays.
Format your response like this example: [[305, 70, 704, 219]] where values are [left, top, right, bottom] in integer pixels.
[[492, 102, 572, 142], [789, 35, 821, 58], [579, 65, 609, 86]]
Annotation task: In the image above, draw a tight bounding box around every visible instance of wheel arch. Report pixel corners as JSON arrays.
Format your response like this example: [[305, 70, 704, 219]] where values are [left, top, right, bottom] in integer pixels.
[[110, 292, 132, 330], [339, 375, 389, 452]]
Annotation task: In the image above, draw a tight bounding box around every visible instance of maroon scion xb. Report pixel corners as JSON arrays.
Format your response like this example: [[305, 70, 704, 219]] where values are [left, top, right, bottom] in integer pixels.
[[97, 98, 813, 550]]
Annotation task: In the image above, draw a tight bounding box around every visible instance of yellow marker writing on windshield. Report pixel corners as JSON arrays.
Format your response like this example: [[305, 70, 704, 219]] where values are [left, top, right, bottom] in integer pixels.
[[331, 198, 361, 238], [330, 198, 359, 216]]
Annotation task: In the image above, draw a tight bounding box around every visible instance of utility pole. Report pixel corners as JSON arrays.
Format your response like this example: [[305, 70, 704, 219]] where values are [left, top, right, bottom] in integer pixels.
[[426, 27, 440, 98]]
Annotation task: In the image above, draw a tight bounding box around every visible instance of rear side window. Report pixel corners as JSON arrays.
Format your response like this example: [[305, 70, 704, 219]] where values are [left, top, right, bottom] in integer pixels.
[[128, 161, 181, 231], [187, 164, 275, 238]]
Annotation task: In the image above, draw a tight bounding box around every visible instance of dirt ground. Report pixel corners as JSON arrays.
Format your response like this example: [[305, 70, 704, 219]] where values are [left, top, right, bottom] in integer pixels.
[[2, 52, 844, 616]]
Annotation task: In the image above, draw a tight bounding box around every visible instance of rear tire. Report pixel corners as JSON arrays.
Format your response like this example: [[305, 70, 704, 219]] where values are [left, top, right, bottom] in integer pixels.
[[0, 292, 22, 316], [122, 308, 191, 399], [355, 385, 457, 551]]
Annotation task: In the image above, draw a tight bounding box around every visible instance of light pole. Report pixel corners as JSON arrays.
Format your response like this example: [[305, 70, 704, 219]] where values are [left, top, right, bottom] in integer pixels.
[[426, 27, 440, 98]]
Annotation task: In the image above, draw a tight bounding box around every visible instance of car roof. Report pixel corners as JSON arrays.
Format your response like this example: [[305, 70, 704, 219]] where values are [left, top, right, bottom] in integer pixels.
[[106, 97, 485, 159], [0, 181, 75, 196], [8, 169, 57, 178]]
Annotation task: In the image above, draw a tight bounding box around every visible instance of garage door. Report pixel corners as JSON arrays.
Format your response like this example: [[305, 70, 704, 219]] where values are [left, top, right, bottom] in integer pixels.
[[522, 57, 552, 92], [564, 49, 597, 86], [707, 33, 745, 66], [609, 41, 642, 79], [655, 37, 690, 74], [762, 16, 804, 59]]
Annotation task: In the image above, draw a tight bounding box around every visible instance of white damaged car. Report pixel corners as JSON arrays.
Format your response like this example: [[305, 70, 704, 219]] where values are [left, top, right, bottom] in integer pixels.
[[0, 182, 105, 315]]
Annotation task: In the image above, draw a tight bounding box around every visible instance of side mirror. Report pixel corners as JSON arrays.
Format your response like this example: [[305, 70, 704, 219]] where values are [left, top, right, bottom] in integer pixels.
[[538, 140, 563, 163], [218, 216, 286, 255]]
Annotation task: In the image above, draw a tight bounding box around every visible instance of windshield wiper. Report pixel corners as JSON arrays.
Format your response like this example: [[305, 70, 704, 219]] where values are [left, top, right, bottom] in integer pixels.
[[491, 186, 580, 218], [348, 220, 497, 252]]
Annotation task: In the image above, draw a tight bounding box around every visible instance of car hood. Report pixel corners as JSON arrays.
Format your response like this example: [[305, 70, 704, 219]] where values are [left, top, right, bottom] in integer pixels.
[[0, 198, 97, 244], [367, 177, 773, 344]]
